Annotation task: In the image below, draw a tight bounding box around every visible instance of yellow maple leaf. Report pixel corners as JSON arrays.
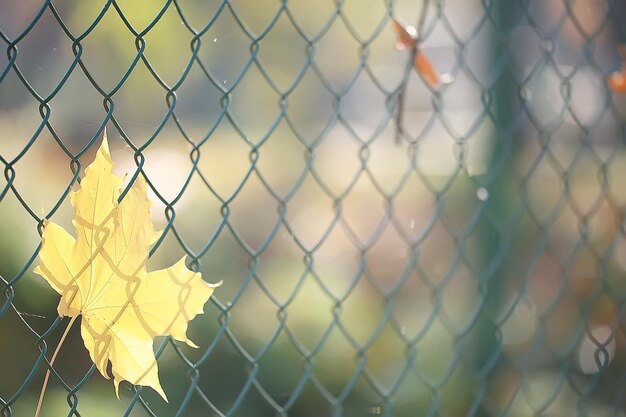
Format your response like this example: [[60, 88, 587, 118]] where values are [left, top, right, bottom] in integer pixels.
[[33, 132, 220, 400]]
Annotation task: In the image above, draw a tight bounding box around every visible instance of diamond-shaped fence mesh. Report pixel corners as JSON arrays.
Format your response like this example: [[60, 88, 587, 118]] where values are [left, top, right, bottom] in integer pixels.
[[2, 0, 626, 416]]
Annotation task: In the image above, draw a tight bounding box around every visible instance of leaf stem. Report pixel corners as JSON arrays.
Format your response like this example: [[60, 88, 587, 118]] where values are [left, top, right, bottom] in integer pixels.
[[34, 315, 78, 417]]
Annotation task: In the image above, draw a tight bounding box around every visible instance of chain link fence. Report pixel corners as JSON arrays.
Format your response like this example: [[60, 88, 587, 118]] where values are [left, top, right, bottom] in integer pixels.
[[2, 0, 626, 416]]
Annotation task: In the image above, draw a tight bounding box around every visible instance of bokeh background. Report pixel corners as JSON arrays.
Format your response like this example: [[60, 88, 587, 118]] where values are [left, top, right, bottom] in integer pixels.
[[2, 0, 626, 416]]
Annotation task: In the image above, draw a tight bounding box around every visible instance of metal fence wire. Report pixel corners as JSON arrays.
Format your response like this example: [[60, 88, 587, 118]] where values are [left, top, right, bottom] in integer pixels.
[[2, 0, 626, 416]]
